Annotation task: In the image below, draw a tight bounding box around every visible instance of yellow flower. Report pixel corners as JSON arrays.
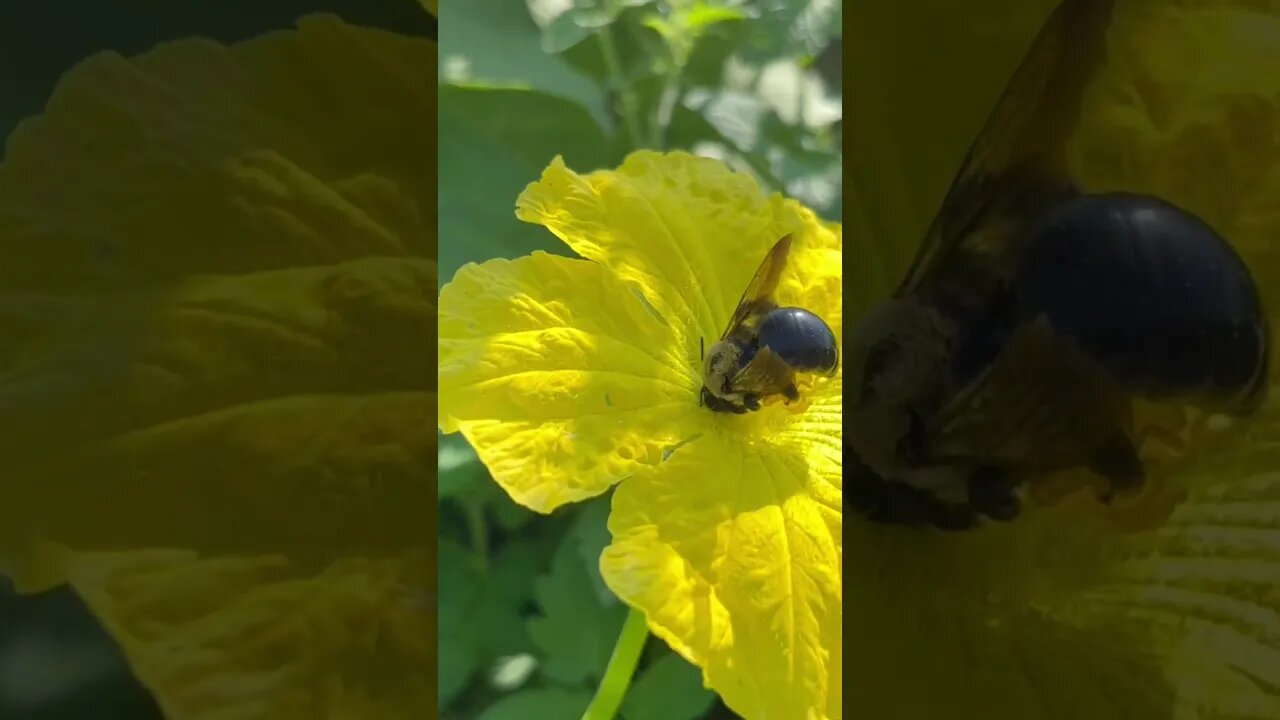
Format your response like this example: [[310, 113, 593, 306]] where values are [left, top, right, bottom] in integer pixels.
[[848, 0, 1280, 717], [438, 151, 842, 720]]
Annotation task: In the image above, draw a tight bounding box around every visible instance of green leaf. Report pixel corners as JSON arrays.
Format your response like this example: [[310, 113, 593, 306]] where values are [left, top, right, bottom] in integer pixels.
[[569, 493, 614, 601], [438, 85, 623, 288], [478, 688, 593, 720], [683, 88, 770, 151], [490, 541, 542, 611], [475, 586, 539, 662], [743, 0, 842, 60], [621, 651, 716, 720], [527, 0, 657, 54], [439, 432, 486, 499], [543, 10, 596, 53], [683, 4, 747, 34], [439, 538, 541, 711], [439, 538, 484, 708], [528, 529, 628, 686], [441, 0, 608, 128]]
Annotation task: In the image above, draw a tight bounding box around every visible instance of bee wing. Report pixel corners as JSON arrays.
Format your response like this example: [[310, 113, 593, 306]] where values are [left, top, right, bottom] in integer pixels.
[[924, 317, 1131, 466], [720, 235, 793, 340], [732, 346, 797, 399], [898, 0, 1115, 296]]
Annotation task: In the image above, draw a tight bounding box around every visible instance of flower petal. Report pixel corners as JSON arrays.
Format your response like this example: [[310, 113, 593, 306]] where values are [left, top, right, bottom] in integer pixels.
[[438, 252, 703, 513], [47, 545, 432, 720], [515, 152, 841, 349], [600, 380, 842, 720], [0, 16, 435, 720]]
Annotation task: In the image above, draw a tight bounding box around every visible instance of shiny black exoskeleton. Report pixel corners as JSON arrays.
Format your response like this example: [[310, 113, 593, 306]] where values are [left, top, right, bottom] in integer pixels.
[[701, 306, 839, 415], [750, 307, 840, 374], [939, 193, 1268, 409], [1008, 192, 1268, 410]]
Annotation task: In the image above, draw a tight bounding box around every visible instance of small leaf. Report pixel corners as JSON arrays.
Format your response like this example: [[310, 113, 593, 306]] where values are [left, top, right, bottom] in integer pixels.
[[437, 86, 622, 288], [683, 4, 747, 34], [439, 539, 484, 708], [543, 11, 596, 53], [684, 88, 770, 151], [478, 688, 592, 720], [439, 432, 485, 499], [744, 0, 841, 60], [490, 541, 542, 611], [569, 493, 615, 602], [528, 530, 628, 685], [441, 0, 607, 127], [621, 651, 716, 720]]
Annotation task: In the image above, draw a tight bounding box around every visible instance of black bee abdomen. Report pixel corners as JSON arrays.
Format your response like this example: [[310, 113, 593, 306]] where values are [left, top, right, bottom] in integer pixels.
[[1011, 192, 1268, 411], [758, 307, 839, 373]]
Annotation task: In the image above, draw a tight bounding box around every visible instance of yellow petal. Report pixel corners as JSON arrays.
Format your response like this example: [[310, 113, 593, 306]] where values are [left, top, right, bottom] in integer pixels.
[[438, 252, 703, 513], [515, 152, 841, 349], [45, 545, 432, 720], [601, 380, 842, 720], [0, 15, 435, 720]]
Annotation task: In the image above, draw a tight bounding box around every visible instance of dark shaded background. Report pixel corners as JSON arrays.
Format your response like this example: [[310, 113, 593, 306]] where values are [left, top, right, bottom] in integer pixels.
[[0, 2, 430, 718]]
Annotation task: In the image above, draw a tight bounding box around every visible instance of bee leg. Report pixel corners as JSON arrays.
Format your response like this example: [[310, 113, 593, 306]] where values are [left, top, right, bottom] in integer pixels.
[[782, 383, 799, 403], [966, 466, 1021, 522], [742, 393, 761, 411], [895, 411, 932, 467], [1087, 433, 1145, 504]]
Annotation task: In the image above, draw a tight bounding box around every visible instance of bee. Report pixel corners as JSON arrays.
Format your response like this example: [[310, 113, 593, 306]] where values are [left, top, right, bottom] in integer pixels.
[[701, 235, 839, 414], [846, 0, 1270, 531]]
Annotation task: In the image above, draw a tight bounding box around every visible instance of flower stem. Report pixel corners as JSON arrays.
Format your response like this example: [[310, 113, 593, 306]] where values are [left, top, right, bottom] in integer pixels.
[[598, 24, 645, 149], [581, 608, 650, 720]]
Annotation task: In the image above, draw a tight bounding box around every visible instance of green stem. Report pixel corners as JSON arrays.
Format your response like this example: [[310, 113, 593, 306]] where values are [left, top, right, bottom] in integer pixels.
[[581, 608, 650, 720], [650, 67, 681, 151], [599, 25, 644, 149]]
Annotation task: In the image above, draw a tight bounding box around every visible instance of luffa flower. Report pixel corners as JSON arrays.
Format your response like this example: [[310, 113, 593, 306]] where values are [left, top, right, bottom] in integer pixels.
[[847, 0, 1280, 717], [438, 152, 842, 720]]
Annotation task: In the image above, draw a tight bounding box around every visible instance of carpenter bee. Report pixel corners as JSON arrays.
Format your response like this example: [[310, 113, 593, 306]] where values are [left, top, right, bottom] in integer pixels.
[[846, 0, 1270, 531], [701, 235, 839, 414]]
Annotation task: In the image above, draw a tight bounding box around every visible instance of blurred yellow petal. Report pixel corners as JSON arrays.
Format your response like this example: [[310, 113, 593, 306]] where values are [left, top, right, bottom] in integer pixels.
[[515, 152, 834, 347], [438, 252, 699, 513], [601, 382, 842, 720], [0, 14, 435, 719], [46, 546, 432, 720]]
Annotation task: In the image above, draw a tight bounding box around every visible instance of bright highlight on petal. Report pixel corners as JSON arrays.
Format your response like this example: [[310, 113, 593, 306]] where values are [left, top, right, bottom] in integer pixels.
[[439, 251, 701, 513]]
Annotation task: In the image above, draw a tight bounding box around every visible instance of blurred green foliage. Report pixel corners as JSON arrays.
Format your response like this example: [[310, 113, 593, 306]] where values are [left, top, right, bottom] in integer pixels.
[[437, 1, 841, 717]]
